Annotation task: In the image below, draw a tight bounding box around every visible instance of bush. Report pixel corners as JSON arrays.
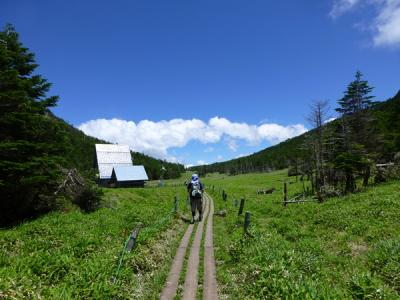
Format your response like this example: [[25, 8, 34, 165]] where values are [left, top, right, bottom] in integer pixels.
[[73, 184, 103, 213]]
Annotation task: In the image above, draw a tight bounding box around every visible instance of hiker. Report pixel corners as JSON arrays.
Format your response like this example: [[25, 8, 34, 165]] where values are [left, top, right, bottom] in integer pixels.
[[187, 174, 204, 224]]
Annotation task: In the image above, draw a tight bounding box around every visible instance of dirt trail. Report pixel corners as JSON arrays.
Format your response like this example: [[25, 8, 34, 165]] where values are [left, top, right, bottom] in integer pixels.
[[160, 194, 217, 300]]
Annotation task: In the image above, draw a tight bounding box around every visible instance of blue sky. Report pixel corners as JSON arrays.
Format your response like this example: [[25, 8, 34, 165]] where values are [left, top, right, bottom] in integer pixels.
[[2, 0, 399, 166]]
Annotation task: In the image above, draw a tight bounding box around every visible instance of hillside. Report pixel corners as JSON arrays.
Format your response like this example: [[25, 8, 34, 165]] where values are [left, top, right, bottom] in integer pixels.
[[192, 91, 400, 175]]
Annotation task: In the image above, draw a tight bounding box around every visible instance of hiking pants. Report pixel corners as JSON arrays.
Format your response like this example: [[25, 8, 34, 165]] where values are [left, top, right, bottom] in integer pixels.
[[190, 196, 203, 215]]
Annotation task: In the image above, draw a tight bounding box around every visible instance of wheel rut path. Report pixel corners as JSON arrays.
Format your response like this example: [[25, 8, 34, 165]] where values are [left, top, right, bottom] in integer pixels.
[[160, 193, 218, 300]]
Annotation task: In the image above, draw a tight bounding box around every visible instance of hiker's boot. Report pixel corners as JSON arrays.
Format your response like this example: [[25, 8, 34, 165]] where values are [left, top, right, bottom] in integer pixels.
[[198, 213, 202, 222]]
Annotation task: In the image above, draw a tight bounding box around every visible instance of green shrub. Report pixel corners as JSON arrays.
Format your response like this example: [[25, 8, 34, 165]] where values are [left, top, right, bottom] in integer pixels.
[[73, 184, 103, 213]]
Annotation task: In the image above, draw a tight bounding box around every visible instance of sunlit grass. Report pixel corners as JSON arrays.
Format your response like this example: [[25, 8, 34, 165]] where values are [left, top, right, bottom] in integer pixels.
[[203, 170, 400, 299], [0, 186, 189, 299]]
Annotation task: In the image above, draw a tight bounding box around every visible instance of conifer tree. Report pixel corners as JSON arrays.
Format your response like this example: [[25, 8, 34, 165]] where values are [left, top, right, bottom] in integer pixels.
[[336, 71, 375, 115], [0, 24, 66, 225], [333, 71, 376, 192]]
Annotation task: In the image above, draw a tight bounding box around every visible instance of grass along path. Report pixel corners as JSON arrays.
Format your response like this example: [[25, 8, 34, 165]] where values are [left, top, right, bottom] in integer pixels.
[[203, 170, 400, 299], [0, 186, 190, 299]]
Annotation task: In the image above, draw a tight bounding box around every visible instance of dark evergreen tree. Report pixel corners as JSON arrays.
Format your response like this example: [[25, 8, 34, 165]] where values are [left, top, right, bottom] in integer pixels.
[[0, 24, 66, 225], [334, 71, 376, 191], [336, 71, 375, 115]]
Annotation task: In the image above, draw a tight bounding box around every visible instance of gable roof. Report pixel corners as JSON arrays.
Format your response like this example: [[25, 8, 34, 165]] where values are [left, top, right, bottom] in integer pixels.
[[95, 144, 132, 179], [112, 165, 149, 182]]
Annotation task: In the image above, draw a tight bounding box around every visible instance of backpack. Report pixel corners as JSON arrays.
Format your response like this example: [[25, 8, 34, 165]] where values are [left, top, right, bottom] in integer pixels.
[[191, 181, 202, 198]]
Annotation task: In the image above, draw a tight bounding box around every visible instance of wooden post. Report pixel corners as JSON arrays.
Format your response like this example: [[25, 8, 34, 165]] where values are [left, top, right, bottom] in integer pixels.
[[223, 191, 227, 201], [126, 224, 142, 252], [238, 198, 245, 215], [244, 211, 251, 233], [283, 182, 287, 207], [174, 196, 178, 213]]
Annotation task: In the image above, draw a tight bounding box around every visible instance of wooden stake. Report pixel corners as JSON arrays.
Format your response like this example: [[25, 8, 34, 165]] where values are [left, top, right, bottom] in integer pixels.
[[174, 196, 178, 213], [284, 182, 288, 207], [238, 198, 245, 215]]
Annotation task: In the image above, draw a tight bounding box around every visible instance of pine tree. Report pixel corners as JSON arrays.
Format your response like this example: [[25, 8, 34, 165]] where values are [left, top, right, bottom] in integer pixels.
[[0, 24, 66, 225], [336, 71, 375, 115], [333, 71, 376, 192]]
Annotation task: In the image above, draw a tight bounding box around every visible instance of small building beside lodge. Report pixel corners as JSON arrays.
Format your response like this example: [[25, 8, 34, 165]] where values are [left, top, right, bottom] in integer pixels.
[[95, 144, 149, 187], [110, 165, 148, 187]]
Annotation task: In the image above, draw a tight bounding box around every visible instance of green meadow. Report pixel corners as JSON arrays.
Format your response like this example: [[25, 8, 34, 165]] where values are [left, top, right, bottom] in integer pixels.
[[0, 187, 190, 299], [1, 171, 399, 299], [203, 170, 400, 299]]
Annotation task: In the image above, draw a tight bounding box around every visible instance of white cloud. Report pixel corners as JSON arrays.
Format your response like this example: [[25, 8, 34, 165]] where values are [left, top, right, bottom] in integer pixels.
[[330, 0, 361, 18], [330, 0, 400, 47], [225, 138, 238, 152], [196, 160, 208, 165], [78, 117, 307, 162], [373, 0, 400, 47]]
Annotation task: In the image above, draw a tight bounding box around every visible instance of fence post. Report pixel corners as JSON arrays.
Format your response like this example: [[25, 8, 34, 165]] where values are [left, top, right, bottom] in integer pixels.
[[244, 211, 251, 233], [238, 198, 245, 215], [126, 224, 142, 252], [283, 182, 288, 206], [223, 191, 227, 202], [174, 196, 178, 213]]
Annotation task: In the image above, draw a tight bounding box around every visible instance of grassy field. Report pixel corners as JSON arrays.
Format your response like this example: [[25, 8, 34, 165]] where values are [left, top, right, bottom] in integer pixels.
[[202, 170, 400, 299], [0, 186, 191, 299]]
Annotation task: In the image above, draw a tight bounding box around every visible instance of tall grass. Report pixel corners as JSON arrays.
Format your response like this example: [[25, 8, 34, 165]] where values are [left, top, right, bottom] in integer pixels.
[[0, 186, 189, 299], [203, 170, 400, 299]]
